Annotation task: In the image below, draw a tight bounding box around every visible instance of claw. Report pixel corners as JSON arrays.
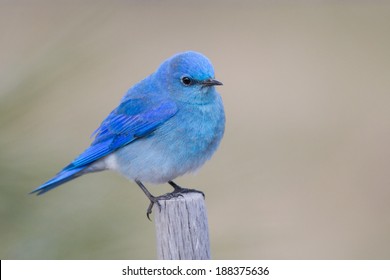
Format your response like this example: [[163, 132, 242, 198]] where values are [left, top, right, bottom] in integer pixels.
[[146, 202, 153, 221], [146, 198, 161, 221]]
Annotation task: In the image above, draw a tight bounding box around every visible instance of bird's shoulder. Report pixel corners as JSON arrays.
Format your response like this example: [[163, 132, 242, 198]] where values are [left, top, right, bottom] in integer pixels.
[[92, 83, 178, 143]]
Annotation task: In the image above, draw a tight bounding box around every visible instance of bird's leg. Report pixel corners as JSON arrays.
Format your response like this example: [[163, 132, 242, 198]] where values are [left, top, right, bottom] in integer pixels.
[[135, 180, 161, 221], [168, 180, 205, 198]]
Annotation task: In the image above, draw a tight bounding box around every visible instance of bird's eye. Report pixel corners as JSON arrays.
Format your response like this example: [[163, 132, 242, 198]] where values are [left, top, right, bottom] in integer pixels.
[[181, 76, 192, 86]]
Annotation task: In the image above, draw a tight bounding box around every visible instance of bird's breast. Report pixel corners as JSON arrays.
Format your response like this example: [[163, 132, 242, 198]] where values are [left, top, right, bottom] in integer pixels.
[[108, 97, 225, 183], [160, 99, 225, 168]]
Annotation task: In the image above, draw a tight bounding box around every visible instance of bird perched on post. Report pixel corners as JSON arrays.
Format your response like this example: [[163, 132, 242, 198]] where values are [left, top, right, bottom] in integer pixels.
[[31, 51, 225, 219]]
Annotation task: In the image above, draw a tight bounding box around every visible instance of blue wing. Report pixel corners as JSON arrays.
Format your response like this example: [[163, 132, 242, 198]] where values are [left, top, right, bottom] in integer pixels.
[[67, 98, 177, 169], [31, 98, 178, 195]]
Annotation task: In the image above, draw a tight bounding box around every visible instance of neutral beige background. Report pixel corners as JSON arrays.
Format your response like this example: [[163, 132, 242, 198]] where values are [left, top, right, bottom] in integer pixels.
[[1, 0, 390, 259]]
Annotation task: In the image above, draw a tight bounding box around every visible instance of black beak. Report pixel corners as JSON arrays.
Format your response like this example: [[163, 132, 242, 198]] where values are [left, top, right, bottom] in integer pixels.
[[201, 78, 223, 87]]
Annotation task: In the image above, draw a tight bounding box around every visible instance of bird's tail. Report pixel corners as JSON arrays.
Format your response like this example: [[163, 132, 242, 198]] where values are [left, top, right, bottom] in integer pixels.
[[30, 166, 86, 195]]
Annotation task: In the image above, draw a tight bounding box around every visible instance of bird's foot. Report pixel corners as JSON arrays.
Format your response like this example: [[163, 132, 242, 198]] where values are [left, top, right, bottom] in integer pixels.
[[168, 180, 205, 198], [146, 192, 182, 221], [145, 182, 205, 221]]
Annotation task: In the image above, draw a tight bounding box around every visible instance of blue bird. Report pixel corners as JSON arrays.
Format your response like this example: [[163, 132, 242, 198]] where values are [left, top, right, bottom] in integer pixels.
[[32, 51, 225, 219]]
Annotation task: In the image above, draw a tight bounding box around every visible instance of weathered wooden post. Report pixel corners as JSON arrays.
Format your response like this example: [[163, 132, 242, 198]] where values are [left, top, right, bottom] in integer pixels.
[[154, 192, 211, 260]]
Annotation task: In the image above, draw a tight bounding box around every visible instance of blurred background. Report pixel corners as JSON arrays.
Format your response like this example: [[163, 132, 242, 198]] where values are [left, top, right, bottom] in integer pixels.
[[1, 0, 390, 259]]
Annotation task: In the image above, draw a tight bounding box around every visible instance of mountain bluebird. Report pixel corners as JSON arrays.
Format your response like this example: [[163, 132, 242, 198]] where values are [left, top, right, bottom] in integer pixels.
[[32, 51, 225, 219]]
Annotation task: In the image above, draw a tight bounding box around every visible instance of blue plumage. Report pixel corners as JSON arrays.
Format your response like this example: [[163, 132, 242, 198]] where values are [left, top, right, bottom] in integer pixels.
[[32, 51, 225, 217], [32, 100, 177, 195]]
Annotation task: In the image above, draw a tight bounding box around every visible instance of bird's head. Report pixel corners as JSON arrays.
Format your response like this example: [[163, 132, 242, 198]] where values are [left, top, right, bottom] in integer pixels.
[[156, 51, 222, 104]]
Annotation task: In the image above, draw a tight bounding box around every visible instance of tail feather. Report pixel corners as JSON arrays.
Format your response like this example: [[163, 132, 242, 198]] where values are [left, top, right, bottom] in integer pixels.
[[31, 166, 86, 195]]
